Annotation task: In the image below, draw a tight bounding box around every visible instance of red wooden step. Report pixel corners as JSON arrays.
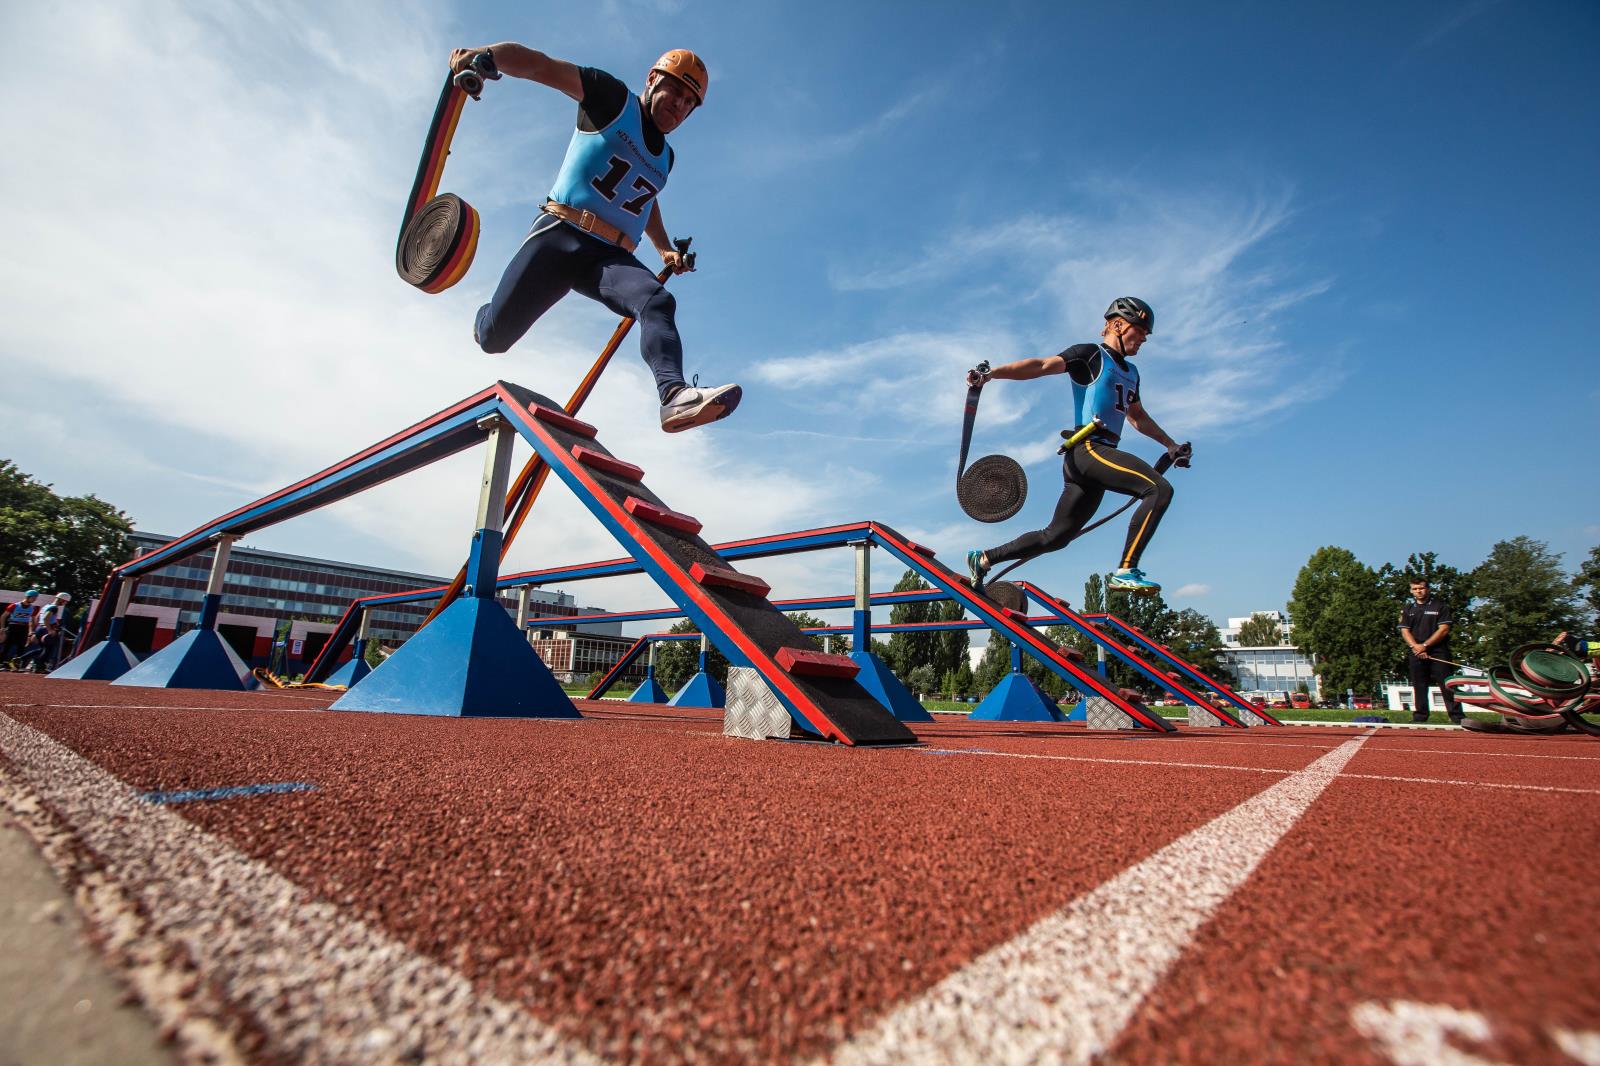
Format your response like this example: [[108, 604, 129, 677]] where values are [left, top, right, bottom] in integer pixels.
[[572, 446, 643, 482], [689, 562, 771, 597], [1001, 607, 1030, 623], [623, 497, 703, 536], [903, 538, 937, 558], [532, 405, 598, 439], [776, 646, 859, 679]]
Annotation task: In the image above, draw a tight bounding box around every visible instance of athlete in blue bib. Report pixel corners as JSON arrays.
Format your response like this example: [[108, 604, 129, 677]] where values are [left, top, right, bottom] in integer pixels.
[[964, 297, 1188, 595], [447, 43, 741, 432]]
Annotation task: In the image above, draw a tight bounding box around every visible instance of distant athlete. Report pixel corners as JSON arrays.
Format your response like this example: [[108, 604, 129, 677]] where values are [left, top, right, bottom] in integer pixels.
[[449, 43, 741, 432], [966, 297, 1186, 595]]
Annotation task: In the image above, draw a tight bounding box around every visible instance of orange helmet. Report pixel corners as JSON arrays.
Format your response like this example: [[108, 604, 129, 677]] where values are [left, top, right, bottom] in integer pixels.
[[650, 49, 708, 105]]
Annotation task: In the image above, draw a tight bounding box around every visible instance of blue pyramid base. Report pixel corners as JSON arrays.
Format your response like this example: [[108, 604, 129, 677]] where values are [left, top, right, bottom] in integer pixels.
[[629, 672, 668, 703], [971, 672, 1066, 721], [330, 597, 578, 718], [112, 629, 256, 691], [325, 656, 373, 688], [1067, 698, 1088, 721], [668, 670, 726, 708], [49, 640, 139, 681], [851, 651, 934, 722]]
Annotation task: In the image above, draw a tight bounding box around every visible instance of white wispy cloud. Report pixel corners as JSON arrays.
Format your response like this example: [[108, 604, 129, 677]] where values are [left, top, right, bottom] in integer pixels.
[[0, 1, 861, 597], [1173, 583, 1212, 598]]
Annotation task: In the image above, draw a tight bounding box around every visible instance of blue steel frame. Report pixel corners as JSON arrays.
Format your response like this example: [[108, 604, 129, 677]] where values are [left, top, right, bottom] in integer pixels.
[[587, 616, 1059, 698], [1017, 582, 1250, 727], [1085, 613, 1281, 725]]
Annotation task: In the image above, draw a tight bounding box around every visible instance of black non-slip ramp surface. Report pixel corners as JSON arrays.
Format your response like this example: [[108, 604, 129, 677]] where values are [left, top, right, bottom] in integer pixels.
[[499, 383, 916, 746]]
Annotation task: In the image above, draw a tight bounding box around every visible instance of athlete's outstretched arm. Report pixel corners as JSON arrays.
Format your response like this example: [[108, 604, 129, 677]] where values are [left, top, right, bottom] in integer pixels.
[[1126, 400, 1181, 455], [450, 43, 582, 101], [967, 355, 1065, 385]]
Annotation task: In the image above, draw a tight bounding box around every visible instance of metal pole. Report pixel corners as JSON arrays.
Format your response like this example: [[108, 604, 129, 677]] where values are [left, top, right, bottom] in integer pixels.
[[198, 534, 238, 631]]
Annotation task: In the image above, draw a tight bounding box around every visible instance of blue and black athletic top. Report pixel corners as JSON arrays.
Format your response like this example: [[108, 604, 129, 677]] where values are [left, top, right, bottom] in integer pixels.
[[1057, 343, 1140, 445], [547, 68, 676, 246]]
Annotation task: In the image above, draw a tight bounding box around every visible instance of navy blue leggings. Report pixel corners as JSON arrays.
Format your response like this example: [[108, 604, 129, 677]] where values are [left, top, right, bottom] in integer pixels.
[[474, 215, 686, 402]]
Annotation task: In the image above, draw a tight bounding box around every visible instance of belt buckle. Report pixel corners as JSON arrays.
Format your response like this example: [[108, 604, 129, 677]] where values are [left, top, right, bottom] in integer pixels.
[[578, 209, 596, 233]]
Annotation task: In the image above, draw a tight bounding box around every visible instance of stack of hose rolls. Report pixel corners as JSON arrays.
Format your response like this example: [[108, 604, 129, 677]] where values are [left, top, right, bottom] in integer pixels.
[[1445, 642, 1600, 738], [396, 53, 500, 293]]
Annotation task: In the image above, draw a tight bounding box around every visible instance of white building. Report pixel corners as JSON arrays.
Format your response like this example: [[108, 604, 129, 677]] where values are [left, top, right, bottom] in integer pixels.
[[1216, 611, 1320, 701]]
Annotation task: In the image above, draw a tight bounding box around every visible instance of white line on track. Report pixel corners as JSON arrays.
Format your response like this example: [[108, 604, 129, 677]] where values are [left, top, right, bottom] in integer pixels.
[[1341, 772, 1600, 796], [824, 734, 1371, 1065], [1187, 736, 1600, 762], [916, 747, 1292, 775], [3, 701, 327, 712], [0, 712, 606, 1065]]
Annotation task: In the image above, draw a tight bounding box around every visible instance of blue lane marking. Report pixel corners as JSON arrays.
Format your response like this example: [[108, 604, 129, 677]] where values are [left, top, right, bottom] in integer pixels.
[[140, 781, 318, 805]]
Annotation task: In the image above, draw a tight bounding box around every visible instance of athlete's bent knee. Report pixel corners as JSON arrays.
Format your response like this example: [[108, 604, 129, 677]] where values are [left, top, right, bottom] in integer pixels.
[[1151, 475, 1173, 508], [639, 286, 677, 323]]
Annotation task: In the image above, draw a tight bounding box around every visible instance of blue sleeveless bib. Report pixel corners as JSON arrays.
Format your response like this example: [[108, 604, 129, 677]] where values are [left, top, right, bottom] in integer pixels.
[[1071, 346, 1140, 443], [548, 92, 670, 246]]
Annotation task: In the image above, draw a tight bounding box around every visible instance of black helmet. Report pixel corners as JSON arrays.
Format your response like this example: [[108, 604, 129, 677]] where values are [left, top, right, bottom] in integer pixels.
[[1105, 296, 1155, 335]]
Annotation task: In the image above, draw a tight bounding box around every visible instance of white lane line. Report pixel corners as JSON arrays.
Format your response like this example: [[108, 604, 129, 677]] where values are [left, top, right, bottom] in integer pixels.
[[0, 712, 606, 1065], [826, 733, 1370, 1065], [1179, 737, 1600, 761], [917, 747, 1293, 775], [1350, 1000, 1506, 1065], [1342, 773, 1600, 796], [3, 701, 327, 712]]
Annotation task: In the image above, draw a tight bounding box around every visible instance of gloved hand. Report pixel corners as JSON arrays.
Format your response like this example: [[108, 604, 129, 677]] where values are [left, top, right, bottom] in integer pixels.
[[1168, 441, 1193, 468]]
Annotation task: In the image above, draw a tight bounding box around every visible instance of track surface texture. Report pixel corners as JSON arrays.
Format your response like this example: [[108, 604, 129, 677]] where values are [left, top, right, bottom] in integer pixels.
[[1, 674, 1596, 1064]]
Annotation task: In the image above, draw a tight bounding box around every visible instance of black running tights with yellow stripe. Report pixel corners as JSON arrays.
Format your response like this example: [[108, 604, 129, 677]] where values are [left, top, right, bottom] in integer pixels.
[[983, 440, 1172, 570]]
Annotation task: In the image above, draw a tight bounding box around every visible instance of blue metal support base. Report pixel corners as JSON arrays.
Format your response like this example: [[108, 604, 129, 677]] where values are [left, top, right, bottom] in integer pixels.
[[330, 596, 577, 718], [629, 667, 668, 703], [850, 651, 934, 722], [971, 671, 1066, 722], [48, 639, 139, 681], [669, 670, 725, 708], [112, 629, 256, 691], [325, 655, 372, 688], [1067, 698, 1088, 721]]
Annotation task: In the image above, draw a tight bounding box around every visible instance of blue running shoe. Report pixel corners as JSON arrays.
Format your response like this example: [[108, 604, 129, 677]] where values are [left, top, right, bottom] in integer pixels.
[[966, 550, 990, 592], [1108, 567, 1161, 595]]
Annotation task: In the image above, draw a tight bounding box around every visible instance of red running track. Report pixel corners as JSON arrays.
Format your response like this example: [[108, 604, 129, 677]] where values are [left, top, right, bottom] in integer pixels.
[[1, 674, 1595, 1064]]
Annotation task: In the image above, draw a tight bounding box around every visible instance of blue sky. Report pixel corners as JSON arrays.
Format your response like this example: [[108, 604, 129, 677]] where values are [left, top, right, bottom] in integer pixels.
[[1, 0, 1596, 637]]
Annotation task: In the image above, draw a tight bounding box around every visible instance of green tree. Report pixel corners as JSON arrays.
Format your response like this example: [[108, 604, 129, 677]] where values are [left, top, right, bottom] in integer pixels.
[[1102, 577, 1176, 690], [882, 570, 935, 676], [1574, 544, 1600, 629], [973, 636, 1010, 695], [0, 460, 134, 606], [1289, 546, 1395, 700], [1167, 608, 1224, 673], [907, 663, 937, 696], [1471, 536, 1584, 666], [1235, 612, 1282, 647]]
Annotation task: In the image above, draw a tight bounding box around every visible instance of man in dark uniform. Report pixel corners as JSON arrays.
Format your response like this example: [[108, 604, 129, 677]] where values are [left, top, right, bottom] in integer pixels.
[[448, 42, 740, 432], [1400, 578, 1463, 724]]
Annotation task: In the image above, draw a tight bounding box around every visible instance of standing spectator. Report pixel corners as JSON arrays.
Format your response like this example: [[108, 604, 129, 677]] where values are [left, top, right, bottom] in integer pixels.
[[44, 591, 73, 667], [2, 590, 41, 668], [1399, 578, 1463, 724]]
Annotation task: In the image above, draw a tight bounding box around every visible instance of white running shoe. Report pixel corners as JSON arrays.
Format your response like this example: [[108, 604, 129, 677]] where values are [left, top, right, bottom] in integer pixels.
[[660, 379, 742, 433]]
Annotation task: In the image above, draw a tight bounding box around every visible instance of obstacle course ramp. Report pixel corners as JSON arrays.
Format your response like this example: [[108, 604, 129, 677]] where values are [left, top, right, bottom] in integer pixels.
[[498, 383, 915, 746], [1018, 582, 1248, 727], [864, 524, 1176, 733], [1087, 612, 1280, 727]]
